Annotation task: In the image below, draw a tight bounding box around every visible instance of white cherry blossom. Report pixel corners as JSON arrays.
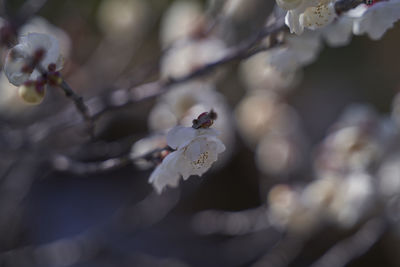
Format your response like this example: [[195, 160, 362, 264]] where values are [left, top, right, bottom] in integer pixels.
[[149, 125, 225, 193], [266, 31, 322, 73], [321, 15, 354, 47], [148, 150, 183, 194], [321, 0, 400, 46], [351, 1, 400, 40], [282, 0, 336, 35], [148, 82, 235, 165], [4, 32, 61, 86]]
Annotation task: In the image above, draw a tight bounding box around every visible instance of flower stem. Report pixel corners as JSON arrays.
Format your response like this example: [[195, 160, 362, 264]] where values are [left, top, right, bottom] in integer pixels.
[[58, 79, 95, 139]]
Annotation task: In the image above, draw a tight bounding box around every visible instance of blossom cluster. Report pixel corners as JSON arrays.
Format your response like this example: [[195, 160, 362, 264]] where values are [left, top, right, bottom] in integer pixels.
[[148, 112, 225, 193], [278, 0, 400, 38], [2, 0, 400, 237], [264, 0, 400, 79]]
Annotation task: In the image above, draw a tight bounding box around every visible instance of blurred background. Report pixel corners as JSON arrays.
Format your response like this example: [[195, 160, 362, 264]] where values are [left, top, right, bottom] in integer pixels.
[[1, 0, 400, 266]]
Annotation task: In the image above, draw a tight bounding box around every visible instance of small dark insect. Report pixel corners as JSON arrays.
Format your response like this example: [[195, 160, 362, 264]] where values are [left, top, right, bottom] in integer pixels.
[[365, 0, 374, 5], [192, 110, 217, 129]]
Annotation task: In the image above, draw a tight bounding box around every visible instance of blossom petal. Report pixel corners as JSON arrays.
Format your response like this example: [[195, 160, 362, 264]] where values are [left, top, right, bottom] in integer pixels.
[[166, 125, 197, 149], [148, 151, 181, 193], [208, 137, 226, 153], [352, 2, 400, 40]]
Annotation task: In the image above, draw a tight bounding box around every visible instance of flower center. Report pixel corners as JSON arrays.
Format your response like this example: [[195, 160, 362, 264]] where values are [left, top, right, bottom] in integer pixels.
[[191, 151, 209, 169], [302, 3, 334, 29]]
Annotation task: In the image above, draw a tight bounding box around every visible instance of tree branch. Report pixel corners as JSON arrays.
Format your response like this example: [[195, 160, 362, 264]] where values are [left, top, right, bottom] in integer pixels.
[[58, 79, 95, 138], [51, 146, 171, 175], [91, 18, 285, 121]]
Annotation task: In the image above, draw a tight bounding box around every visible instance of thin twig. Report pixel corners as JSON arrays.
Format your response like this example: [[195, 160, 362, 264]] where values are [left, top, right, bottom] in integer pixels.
[[7, 17, 285, 146], [51, 146, 171, 175], [36, 64, 95, 138], [2, 16, 285, 149], [51, 154, 131, 175], [58, 79, 95, 138]]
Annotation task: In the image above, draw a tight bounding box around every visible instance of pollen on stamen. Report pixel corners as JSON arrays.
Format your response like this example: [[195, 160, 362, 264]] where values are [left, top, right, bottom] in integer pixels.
[[192, 151, 209, 169]]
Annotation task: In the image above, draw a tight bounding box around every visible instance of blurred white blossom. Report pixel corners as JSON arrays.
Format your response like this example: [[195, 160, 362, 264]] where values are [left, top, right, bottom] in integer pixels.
[[235, 91, 301, 146], [268, 184, 320, 233], [161, 37, 227, 79], [302, 172, 374, 228], [321, 14, 354, 46], [314, 104, 388, 177], [97, 0, 150, 41], [149, 126, 225, 193], [19, 16, 71, 57], [239, 51, 299, 93], [160, 0, 204, 47], [328, 172, 374, 227], [256, 132, 303, 176], [266, 31, 322, 73], [268, 184, 300, 229], [4, 33, 62, 86]]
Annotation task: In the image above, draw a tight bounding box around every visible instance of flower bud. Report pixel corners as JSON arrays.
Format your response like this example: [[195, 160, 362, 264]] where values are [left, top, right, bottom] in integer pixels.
[[18, 80, 46, 104], [47, 71, 63, 86]]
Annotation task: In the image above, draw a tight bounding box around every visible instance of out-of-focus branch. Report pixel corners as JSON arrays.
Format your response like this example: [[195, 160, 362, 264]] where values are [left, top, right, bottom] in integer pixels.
[[51, 146, 171, 175], [192, 206, 271, 236], [90, 18, 285, 121], [0, 189, 181, 267], [51, 154, 131, 175], [8, 16, 285, 146], [252, 233, 306, 267], [310, 218, 387, 267], [57, 79, 95, 138], [36, 64, 95, 138]]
